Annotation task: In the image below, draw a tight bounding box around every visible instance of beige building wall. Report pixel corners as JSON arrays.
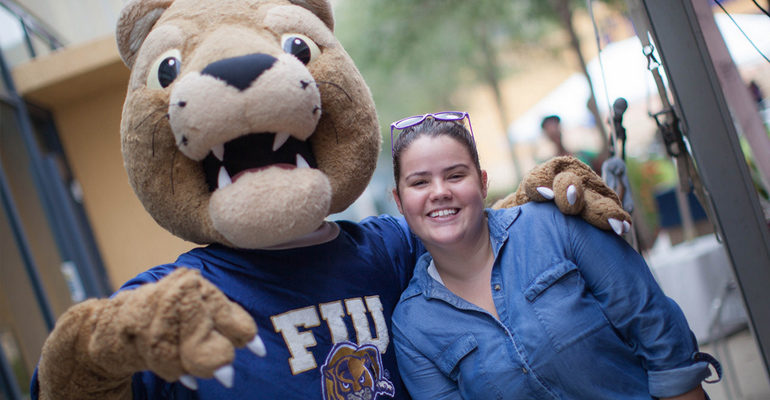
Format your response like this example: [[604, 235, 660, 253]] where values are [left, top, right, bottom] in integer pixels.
[[12, 35, 195, 289]]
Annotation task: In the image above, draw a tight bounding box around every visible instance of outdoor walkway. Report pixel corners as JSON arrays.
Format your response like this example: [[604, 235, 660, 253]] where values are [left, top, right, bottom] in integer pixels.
[[701, 328, 770, 400]]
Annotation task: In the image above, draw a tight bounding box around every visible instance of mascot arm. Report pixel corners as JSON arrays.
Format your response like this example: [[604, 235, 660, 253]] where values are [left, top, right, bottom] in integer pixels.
[[493, 156, 632, 235], [37, 268, 264, 399]]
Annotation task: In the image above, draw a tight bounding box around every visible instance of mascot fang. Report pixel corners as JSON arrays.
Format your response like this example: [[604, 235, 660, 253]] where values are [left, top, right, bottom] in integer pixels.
[[33, 0, 631, 399]]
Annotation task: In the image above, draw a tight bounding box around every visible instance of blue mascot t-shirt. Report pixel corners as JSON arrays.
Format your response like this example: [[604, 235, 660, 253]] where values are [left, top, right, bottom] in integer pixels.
[[119, 215, 422, 400]]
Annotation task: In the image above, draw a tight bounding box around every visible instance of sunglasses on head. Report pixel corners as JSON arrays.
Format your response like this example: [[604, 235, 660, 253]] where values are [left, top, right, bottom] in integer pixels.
[[390, 111, 474, 156]]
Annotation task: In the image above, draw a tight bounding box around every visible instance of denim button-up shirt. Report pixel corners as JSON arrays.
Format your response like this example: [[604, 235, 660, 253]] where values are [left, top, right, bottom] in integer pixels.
[[393, 203, 712, 399]]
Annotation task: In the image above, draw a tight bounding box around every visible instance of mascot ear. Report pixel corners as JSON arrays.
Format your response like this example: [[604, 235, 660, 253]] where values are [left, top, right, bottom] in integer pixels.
[[289, 0, 334, 31], [116, 0, 175, 68]]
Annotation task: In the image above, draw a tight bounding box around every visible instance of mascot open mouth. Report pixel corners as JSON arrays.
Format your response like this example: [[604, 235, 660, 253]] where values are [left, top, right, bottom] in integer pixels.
[[201, 133, 318, 191]]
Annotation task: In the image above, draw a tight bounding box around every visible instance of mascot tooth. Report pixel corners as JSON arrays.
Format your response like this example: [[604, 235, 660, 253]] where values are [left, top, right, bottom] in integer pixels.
[[32, 0, 631, 399]]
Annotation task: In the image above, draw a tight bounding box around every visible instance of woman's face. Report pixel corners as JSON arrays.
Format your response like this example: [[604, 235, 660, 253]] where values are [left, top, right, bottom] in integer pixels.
[[393, 135, 488, 251]]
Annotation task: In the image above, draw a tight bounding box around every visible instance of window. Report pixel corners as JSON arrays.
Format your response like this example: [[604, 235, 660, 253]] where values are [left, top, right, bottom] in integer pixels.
[[1, 102, 75, 318], [0, 180, 49, 398]]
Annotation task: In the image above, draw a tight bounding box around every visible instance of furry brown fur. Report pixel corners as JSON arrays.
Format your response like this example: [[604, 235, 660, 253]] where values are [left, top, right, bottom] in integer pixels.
[[494, 156, 631, 230]]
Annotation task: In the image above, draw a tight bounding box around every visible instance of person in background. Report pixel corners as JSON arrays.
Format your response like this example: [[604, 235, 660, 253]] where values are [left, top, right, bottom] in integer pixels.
[[748, 80, 764, 111], [390, 112, 720, 400], [541, 114, 603, 172]]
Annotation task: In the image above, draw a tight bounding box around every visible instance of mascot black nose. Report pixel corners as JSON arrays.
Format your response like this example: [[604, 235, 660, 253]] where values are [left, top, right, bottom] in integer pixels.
[[201, 53, 278, 91]]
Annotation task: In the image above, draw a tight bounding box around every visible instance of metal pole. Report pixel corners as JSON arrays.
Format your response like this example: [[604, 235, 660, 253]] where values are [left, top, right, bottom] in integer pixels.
[[640, 0, 770, 376], [696, 1, 770, 194], [0, 166, 56, 331], [0, 341, 23, 400]]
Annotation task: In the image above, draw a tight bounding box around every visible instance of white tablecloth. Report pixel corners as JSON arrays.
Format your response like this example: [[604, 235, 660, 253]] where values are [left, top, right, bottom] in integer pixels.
[[645, 234, 747, 344]]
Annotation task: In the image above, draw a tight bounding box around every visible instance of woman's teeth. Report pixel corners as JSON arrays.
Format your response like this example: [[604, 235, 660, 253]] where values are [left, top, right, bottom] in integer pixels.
[[429, 209, 457, 218]]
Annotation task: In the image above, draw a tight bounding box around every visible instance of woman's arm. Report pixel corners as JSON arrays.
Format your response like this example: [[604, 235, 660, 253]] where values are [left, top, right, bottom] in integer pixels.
[[567, 216, 713, 397]]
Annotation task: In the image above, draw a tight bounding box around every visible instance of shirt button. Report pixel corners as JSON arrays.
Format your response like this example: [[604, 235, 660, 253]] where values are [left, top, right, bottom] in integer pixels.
[[522, 367, 528, 374], [494, 284, 501, 291]]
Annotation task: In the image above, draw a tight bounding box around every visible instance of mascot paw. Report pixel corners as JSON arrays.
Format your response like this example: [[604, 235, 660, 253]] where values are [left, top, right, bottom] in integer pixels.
[[493, 156, 632, 235], [89, 268, 265, 390]]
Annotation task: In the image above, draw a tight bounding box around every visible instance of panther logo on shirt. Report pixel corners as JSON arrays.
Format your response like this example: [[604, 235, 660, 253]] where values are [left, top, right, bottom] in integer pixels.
[[321, 342, 395, 400]]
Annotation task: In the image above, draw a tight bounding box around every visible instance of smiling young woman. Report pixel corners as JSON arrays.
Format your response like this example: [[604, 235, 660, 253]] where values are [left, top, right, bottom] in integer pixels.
[[393, 131, 498, 318], [389, 112, 718, 400]]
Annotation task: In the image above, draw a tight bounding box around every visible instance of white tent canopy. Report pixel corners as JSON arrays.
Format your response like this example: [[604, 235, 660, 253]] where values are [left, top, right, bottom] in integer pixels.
[[508, 13, 770, 144]]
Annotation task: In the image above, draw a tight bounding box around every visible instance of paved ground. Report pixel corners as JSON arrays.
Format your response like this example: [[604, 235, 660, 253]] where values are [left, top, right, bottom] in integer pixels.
[[700, 328, 770, 400]]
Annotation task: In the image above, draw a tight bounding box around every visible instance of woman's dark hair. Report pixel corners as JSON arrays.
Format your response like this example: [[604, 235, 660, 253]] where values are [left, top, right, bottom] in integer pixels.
[[392, 118, 481, 193]]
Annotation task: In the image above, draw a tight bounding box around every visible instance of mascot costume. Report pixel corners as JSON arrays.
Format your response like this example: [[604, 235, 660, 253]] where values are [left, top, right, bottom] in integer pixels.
[[32, 0, 630, 399]]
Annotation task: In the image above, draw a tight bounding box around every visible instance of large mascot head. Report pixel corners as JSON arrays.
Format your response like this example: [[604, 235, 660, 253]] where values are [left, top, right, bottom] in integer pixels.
[[116, 0, 380, 248]]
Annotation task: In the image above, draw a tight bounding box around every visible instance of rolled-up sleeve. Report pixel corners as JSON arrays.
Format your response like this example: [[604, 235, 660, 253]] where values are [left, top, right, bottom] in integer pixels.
[[567, 215, 714, 397], [647, 357, 712, 397]]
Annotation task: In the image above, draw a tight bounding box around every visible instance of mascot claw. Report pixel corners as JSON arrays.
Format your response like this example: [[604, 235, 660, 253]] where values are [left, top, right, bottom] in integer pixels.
[[608, 218, 632, 235], [566, 185, 578, 205], [214, 365, 235, 388], [178, 335, 265, 391], [178, 366, 233, 391], [536, 186, 555, 200], [247, 335, 268, 357], [536, 185, 580, 207], [179, 375, 198, 390]]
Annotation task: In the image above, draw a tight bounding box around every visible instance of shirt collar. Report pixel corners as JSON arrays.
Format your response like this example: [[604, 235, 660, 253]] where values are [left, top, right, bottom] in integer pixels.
[[486, 207, 520, 240], [402, 207, 522, 301]]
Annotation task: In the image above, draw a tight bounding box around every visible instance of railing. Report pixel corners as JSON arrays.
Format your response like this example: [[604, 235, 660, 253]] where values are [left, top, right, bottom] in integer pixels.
[[0, 0, 64, 63]]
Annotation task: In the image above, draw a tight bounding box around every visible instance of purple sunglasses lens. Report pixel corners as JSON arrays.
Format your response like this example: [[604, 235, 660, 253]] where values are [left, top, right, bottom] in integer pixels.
[[393, 116, 426, 129], [434, 112, 465, 120]]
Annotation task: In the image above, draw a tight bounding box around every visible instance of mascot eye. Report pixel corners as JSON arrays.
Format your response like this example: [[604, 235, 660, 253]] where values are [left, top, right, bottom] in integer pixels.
[[281, 33, 320, 65], [147, 49, 182, 89]]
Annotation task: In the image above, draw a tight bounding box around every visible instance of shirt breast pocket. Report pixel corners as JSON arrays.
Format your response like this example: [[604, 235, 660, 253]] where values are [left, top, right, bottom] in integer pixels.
[[434, 333, 503, 399], [524, 260, 609, 352]]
